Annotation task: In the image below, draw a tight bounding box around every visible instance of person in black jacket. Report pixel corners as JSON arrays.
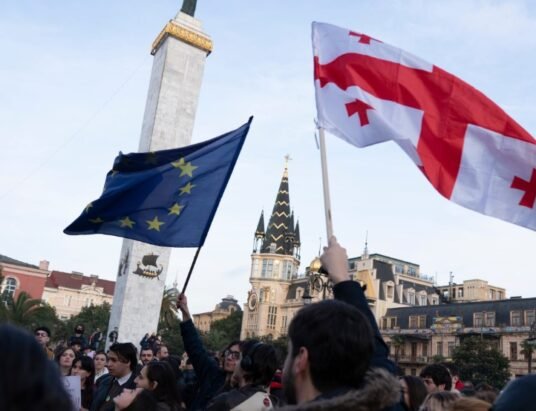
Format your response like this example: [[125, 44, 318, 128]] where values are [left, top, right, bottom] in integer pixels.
[[90, 343, 138, 411], [177, 294, 242, 410], [279, 236, 403, 411], [206, 340, 279, 410]]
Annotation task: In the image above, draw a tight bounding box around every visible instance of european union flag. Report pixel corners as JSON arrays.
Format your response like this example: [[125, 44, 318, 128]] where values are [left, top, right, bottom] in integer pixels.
[[64, 118, 252, 247]]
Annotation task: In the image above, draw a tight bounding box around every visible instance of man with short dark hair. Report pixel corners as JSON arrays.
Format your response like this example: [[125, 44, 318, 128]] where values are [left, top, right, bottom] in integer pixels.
[[281, 236, 402, 410], [34, 326, 54, 360], [420, 364, 452, 392], [140, 346, 155, 365], [156, 344, 169, 360], [90, 342, 137, 411]]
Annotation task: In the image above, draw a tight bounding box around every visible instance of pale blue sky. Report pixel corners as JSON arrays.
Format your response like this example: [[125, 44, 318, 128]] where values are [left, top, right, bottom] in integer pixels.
[[1, 1, 535, 313]]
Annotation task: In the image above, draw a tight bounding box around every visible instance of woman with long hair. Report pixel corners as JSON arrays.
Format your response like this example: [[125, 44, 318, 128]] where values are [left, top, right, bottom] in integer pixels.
[[93, 350, 108, 383], [71, 356, 95, 411], [55, 347, 76, 377], [400, 375, 428, 411], [114, 362, 183, 411]]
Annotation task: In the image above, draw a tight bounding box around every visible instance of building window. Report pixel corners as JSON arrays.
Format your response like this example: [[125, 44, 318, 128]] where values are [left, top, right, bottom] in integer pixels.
[[267, 306, 277, 330], [510, 342, 518, 361], [408, 267, 417, 276], [409, 315, 418, 329], [261, 259, 274, 278], [430, 296, 438, 305], [484, 312, 496, 327], [418, 315, 426, 329], [419, 294, 427, 306], [448, 342, 455, 358], [248, 312, 258, 330], [407, 291, 415, 305], [387, 285, 394, 299], [422, 342, 428, 357], [3, 277, 17, 297], [436, 342, 443, 357], [390, 317, 397, 329], [474, 312, 484, 327], [281, 315, 288, 333], [283, 261, 293, 280], [252, 259, 260, 277], [395, 265, 404, 274], [525, 310, 536, 327], [457, 288, 464, 298], [511, 311, 522, 327]]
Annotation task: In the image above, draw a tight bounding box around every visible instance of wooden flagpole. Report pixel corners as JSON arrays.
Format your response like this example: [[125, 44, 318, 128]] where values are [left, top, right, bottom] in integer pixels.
[[318, 127, 334, 240]]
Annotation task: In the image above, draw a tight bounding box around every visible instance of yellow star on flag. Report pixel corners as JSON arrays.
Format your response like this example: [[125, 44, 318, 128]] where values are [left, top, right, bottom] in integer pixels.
[[89, 217, 104, 224], [168, 203, 184, 215], [179, 182, 195, 195], [119, 216, 136, 228], [172, 157, 198, 177], [171, 158, 185, 168], [84, 203, 93, 213], [146, 216, 165, 231]]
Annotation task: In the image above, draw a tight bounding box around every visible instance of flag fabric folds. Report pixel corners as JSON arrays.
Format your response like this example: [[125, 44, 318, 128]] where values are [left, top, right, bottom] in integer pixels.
[[313, 22, 536, 231], [64, 118, 253, 247]]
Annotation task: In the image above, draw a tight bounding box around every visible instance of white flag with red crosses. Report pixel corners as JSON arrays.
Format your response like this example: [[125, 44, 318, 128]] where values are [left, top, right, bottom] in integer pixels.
[[312, 22, 536, 231]]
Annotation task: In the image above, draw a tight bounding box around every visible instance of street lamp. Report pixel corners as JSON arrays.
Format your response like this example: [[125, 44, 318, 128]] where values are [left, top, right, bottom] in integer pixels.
[[302, 282, 313, 305]]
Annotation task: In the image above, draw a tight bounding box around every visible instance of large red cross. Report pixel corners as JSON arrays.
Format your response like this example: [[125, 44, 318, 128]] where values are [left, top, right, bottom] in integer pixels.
[[511, 169, 536, 208], [314, 34, 534, 199]]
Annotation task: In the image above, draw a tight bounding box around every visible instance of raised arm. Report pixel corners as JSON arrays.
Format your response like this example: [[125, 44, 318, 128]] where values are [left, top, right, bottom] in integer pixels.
[[177, 294, 220, 379], [320, 236, 395, 374]]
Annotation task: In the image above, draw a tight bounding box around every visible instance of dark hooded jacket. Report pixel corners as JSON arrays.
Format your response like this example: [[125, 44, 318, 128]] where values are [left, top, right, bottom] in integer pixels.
[[279, 368, 401, 411]]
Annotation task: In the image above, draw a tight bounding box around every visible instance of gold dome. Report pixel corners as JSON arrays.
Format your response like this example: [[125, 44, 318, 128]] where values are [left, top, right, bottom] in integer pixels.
[[309, 257, 322, 273]]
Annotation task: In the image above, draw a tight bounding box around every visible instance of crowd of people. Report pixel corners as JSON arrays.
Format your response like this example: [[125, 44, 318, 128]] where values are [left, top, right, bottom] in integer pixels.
[[2, 237, 536, 410]]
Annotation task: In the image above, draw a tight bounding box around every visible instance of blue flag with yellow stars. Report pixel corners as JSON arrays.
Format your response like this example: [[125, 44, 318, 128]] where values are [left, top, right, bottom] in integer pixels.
[[64, 117, 252, 247]]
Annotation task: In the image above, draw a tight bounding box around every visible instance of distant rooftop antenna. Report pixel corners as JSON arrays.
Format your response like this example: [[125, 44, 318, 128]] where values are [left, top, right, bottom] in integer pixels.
[[362, 230, 369, 258]]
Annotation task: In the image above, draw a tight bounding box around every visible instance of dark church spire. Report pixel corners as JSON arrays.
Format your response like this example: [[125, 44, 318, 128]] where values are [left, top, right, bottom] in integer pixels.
[[255, 210, 265, 239], [261, 157, 298, 256]]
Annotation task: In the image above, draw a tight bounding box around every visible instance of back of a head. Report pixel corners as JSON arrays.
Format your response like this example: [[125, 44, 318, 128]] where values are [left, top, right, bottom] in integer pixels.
[[123, 389, 159, 411], [401, 375, 428, 411], [288, 299, 373, 392], [420, 391, 460, 411], [146, 361, 182, 405], [420, 364, 452, 391], [110, 342, 138, 371], [492, 375, 536, 411], [451, 397, 491, 411], [240, 340, 277, 386], [0, 324, 72, 411]]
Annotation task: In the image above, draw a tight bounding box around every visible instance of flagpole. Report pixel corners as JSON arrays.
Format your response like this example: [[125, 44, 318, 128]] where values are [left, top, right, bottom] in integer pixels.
[[180, 246, 202, 295], [318, 127, 334, 240]]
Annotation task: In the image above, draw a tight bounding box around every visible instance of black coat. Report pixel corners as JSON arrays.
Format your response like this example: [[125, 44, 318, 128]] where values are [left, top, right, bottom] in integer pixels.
[[206, 384, 279, 411], [180, 319, 228, 411], [89, 372, 137, 411]]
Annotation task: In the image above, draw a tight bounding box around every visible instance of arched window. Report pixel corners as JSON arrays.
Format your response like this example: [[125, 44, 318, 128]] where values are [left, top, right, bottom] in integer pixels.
[[4, 277, 17, 297]]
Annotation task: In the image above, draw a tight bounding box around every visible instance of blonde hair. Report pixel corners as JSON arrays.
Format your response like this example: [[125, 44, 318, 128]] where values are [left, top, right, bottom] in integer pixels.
[[419, 391, 460, 411], [450, 397, 491, 411]]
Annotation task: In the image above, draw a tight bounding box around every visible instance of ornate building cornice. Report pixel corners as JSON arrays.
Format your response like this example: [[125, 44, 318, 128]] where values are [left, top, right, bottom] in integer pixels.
[[152, 21, 213, 55]]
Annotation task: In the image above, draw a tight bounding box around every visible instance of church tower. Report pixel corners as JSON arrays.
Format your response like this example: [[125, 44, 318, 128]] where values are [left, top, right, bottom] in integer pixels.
[[241, 159, 301, 339]]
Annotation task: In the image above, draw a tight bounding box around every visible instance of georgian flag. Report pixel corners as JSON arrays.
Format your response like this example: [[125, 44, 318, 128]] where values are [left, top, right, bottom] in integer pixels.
[[313, 22, 536, 231]]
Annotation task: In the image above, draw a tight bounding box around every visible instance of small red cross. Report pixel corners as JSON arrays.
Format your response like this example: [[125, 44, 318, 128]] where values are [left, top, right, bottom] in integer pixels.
[[511, 168, 536, 208], [349, 31, 375, 45], [345, 98, 374, 126]]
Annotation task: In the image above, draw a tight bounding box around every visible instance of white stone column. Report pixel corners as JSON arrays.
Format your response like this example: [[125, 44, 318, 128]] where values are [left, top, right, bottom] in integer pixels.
[[106, 11, 212, 349]]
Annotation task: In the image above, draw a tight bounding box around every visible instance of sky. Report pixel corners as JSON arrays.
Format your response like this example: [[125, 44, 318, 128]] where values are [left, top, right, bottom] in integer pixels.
[[1, 0, 535, 315]]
